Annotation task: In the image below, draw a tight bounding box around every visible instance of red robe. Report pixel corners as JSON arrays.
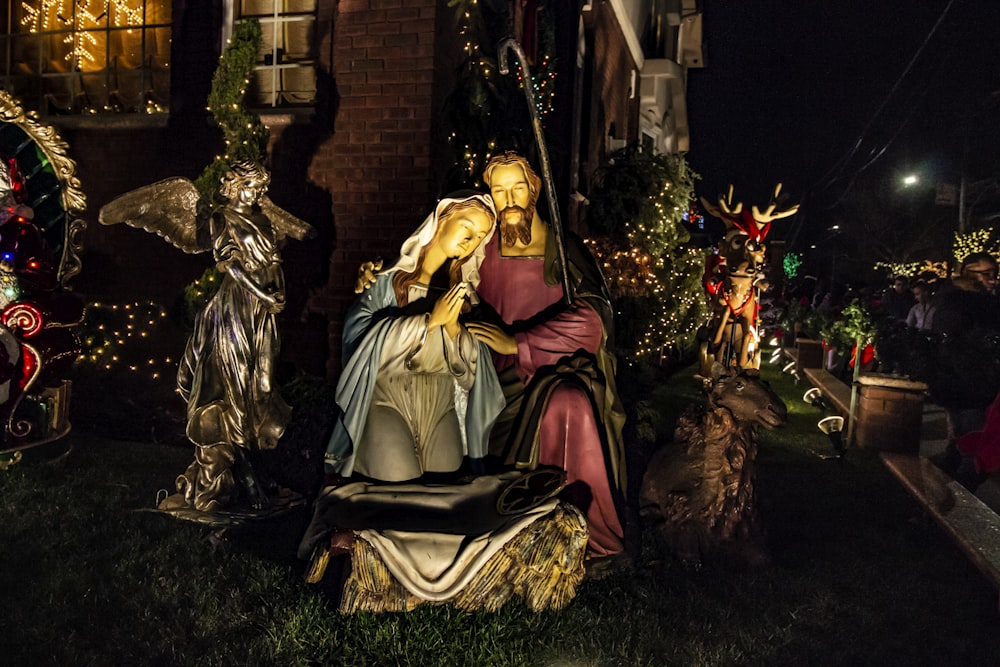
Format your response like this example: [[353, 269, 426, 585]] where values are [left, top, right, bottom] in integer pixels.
[[476, 233, 625, 557]]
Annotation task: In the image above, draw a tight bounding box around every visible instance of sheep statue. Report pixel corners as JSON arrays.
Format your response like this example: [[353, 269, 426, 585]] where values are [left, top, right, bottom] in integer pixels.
[[639, 364, 787, 568]]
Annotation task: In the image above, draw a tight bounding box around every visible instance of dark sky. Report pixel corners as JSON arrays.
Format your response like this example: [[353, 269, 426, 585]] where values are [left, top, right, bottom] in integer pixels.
[[685, 0, 1000, 220]]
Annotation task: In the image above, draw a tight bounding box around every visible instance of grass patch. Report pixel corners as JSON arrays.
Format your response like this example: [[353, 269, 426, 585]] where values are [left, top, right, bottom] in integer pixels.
[[2, 362, 999, 665]]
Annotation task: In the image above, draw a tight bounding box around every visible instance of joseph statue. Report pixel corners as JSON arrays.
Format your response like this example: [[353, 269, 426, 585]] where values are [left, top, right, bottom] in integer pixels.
[[465, 152, 627, 560]]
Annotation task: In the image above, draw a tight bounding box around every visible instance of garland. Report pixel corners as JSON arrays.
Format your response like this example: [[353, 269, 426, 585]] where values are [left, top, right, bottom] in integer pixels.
[[195, 19, 269, 201]]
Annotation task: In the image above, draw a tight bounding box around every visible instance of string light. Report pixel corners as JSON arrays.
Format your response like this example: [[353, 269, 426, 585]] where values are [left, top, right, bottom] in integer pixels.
[[75, 299, 179, 384], [21, 1, 146, 67], [449, 0, 558, 179], [872, 260, 949, 279]]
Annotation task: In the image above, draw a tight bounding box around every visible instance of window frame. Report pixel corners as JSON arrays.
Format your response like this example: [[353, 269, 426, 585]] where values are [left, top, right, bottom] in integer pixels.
[[226, 0, 319, 110], [0, 1, 172, 118]]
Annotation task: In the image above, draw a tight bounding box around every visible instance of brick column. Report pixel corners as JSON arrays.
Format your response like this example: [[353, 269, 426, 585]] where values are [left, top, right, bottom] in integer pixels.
[[308, 0, 438, 377]]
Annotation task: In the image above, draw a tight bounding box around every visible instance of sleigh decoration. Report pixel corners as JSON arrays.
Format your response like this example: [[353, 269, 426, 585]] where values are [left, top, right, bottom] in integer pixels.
[[699, 184, 797, 374], [0, 89, 86, 468]]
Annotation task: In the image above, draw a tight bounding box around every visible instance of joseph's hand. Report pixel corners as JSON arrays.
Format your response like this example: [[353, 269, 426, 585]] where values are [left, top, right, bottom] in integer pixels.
[[354, 259, 382, 294], [466, 322, 517, 355]]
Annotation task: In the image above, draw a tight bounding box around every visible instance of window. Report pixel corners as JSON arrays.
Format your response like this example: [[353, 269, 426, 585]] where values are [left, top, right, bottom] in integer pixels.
[[233, 1, 317, 108], [0, 1, 171, 116]]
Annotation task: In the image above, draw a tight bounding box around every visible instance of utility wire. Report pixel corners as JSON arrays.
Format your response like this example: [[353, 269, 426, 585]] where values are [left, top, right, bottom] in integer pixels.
[[786, 83, 928, 249], [808, 0, 958, 198]]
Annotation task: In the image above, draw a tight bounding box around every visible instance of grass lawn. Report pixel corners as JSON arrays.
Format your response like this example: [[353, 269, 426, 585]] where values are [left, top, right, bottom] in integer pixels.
[[2, 360, 999, 666]]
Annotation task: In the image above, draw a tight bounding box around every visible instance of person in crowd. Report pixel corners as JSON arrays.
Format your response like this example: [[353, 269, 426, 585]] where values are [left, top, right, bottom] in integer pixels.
[[957, 251, 998, 296], [879, 275, 914, 321], [905, 280, 936, 330], [929, 253, 1000, 488]]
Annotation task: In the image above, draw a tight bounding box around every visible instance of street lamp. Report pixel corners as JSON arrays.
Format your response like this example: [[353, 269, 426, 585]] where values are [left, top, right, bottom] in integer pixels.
[[902, 174, 919, 187]]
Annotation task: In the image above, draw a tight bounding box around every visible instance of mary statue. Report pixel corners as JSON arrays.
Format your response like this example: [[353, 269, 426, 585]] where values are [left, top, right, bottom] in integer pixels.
[[325, 191, 504, 482]]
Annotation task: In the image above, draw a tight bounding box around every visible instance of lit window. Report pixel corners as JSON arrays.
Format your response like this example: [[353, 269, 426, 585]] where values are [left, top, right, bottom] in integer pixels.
[[234, 1, 317, 108], [0, 1, 171, 116]]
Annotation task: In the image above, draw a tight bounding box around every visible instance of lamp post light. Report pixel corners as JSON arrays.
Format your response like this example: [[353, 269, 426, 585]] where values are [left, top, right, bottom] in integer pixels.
[[816, 415, 846, 459], [803, 387, 828, 410]]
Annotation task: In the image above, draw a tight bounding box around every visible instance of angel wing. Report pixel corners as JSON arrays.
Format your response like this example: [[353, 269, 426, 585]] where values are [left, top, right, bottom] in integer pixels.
[[98, 177, 212, 254], [260, 195, 316, 242]]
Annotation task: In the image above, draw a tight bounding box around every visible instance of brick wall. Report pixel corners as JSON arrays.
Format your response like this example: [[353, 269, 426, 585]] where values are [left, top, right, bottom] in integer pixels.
[[43, 1, 638, 382], [307, 0, 440, 377]]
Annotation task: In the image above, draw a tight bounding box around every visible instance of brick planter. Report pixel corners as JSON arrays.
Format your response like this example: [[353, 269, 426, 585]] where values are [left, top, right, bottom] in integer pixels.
[[855, 374, 928, 453]]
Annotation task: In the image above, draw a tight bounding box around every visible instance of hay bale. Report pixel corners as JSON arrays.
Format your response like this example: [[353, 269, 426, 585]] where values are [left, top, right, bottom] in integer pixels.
[[339, 502, 587, 613]]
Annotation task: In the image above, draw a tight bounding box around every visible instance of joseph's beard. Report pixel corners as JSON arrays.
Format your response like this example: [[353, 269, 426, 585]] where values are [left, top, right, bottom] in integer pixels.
[[499, 205, 534, 247]]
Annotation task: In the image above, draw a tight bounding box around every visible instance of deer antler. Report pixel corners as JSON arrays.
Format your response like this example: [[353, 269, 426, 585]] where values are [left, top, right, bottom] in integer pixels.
[[699, 184, 743, 226], [751, 183, 799, 224], [718, 184, 743, 217]]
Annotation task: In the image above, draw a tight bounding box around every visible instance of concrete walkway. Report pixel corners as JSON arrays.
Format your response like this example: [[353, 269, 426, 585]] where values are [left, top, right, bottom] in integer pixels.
[[919, 401, 1000, 513]]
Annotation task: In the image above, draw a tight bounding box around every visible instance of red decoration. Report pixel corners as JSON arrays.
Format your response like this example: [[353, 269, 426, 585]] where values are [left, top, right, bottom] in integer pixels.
[[3, 302, 44, 338]]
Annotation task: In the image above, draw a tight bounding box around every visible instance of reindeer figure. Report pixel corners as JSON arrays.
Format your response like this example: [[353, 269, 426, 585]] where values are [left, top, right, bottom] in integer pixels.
[[699, 184, 799, 374]]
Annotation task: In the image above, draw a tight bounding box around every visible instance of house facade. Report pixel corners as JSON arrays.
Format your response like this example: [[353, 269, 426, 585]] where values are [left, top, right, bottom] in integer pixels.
[[0, 0, 702, 378]]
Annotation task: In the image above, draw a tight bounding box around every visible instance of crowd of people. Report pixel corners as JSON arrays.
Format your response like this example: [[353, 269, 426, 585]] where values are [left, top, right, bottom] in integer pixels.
[[775, 252, 1000, 491]]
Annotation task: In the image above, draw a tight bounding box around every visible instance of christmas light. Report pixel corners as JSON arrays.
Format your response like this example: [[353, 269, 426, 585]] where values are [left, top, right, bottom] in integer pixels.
[[952, 227, 997, 267], [20, 0, 147, 67], [76, 299, 179, 386]]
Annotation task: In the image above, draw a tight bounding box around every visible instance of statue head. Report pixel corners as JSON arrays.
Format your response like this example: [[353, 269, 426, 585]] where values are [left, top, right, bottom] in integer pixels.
[[219, 159, 270, 207], [708, 365, 788, 429], [483, 152, 542, 247], [432, 196, 496, 262], [391, 192, 496, 306]]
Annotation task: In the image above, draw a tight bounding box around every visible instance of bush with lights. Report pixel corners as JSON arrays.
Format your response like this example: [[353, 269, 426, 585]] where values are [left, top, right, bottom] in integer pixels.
[[873, 227, 997, 283], [952, 226, 999, 267], [783, 252, 802, 280], [585, 146, 704, 365], [196, 19, 269, 200]]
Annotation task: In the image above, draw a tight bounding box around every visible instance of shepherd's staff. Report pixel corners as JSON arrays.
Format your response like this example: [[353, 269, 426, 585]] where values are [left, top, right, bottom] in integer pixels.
[[497, 37, 574, 305]]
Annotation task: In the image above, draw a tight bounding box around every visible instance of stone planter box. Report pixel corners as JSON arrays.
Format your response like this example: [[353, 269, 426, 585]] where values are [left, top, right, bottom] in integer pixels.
[[855, 374, 928, 453]]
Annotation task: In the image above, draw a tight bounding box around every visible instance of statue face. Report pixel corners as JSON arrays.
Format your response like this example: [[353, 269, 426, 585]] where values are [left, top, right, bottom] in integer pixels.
[[236, 176, 267, 207], [221, 160, 270, 206], [488, 163, 532, 214], [437, 207, 493, 260]]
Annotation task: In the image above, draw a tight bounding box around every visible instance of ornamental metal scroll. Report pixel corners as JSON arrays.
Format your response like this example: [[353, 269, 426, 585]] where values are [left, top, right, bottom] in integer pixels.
[[0, 88, 86, 461]]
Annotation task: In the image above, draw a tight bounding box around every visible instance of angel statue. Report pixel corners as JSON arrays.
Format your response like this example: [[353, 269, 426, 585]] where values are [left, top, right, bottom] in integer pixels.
[[99, 159, 314, 515]]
